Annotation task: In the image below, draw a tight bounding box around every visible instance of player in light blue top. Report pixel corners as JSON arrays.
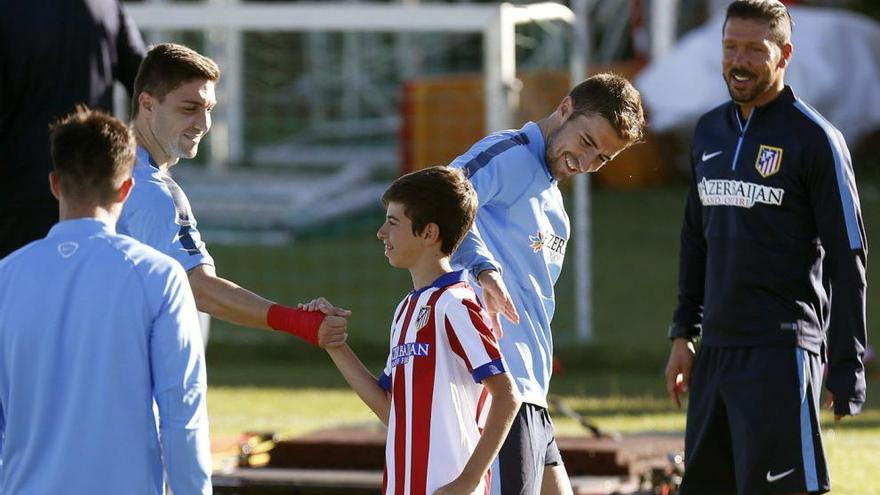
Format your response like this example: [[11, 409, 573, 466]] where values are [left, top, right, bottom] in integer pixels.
[[119, 43, 349, 347], [0, 107, 211, 494], [123, 145, 214, 272], [451, 74, 646, 494]]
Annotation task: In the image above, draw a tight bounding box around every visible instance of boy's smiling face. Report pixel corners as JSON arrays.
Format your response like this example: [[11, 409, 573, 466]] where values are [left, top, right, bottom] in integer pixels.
[[377, 201, 423, 269]]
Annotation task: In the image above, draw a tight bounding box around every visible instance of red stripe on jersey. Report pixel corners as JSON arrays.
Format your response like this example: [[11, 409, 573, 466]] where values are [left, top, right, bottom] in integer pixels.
[[446, 316, 474, 371], [392, 294, 421, 495], [463, 298, 502, 360], [393, 296, 410, 326], [410, 288, 447, 495]]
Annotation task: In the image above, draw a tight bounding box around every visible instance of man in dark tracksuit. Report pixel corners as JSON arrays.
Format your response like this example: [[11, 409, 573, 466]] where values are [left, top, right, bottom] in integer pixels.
[[664, 2, 867, 494], [0, 0, 145, 258]]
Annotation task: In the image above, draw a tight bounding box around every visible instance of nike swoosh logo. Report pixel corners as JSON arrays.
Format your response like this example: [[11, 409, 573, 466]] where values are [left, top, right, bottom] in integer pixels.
[[701, 150, 724, 162], [766, 468, 795, 482]]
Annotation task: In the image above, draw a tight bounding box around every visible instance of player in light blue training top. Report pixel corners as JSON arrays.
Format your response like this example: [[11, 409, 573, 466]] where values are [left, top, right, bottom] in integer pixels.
[[451, 74, 646, 495], [119, 43, 349, 347], [123, 144, 214, 271], [0, 107, 211, 494]]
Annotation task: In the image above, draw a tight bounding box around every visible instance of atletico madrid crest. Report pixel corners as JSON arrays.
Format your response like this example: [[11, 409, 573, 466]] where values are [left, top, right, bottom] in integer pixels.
[[754, 144, 783, 178], [415, 305, 431, 329]]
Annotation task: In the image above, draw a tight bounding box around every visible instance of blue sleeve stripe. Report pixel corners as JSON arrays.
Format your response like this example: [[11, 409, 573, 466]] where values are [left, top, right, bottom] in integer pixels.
[[793, 100, 863, 249], [462, 133, 529, 179], [378, 372, 391, 392], [471, 359, 506, 383], [158, 175, 206, 257], [178, 225, 202, 256]]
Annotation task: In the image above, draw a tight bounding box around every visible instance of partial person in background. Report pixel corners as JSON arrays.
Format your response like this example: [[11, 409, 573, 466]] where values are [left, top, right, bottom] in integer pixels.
[[0, 0, 145, 258], [664, 1, 867, 494], [0, 107, 211, 494], [119, 43, 349, 348], [450, 73, 646, 495]]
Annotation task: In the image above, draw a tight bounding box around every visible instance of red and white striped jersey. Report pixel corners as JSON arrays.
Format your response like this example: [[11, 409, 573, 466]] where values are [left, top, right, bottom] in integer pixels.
[[378, 270, 506, 495]]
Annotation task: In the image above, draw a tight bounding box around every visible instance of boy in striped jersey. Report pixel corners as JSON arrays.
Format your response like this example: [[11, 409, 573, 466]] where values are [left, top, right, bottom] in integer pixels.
[[316, 167, 521, 495]]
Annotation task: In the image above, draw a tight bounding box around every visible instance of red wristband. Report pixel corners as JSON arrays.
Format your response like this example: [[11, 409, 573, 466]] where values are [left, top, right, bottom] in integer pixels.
[[267, 304, 325, 346]]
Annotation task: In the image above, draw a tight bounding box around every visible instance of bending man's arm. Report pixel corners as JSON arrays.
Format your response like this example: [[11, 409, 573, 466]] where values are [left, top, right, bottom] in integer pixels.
[[448, 157, 504, 279], [449, 157, 519, 328]]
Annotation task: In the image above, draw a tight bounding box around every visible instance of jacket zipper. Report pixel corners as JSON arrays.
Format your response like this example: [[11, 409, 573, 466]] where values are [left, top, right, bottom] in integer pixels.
[[731, 110, 753, 171]]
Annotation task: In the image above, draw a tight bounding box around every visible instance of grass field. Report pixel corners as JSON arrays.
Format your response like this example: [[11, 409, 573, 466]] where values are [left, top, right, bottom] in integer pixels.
[[204, 174, 880, 493]]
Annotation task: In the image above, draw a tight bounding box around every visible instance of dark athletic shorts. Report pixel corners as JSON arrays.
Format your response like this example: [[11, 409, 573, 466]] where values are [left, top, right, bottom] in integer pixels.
[[680, 346, 830, 495], [491, 402, 563, 495]]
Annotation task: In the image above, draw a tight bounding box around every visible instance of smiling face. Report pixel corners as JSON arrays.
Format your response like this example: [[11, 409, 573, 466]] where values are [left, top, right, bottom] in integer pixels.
[[722, 17, 790, 108], [545, 100, 630, 180], [143, 78, 216, 164], [377, 201, 424, 269]]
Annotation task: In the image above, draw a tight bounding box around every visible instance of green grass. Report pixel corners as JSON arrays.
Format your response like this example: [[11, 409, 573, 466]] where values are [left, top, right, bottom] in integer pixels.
[[204, 174, 880, 493]]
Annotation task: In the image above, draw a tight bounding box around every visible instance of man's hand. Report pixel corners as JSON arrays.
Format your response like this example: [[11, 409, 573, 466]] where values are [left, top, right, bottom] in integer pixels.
[[823, 391, 845, 422], [433, 476, 481, 495], [664, 338, 696, 409], [299, 297, 352, 349], [477, 269, 519, 334], [298, 297, 352, 317]]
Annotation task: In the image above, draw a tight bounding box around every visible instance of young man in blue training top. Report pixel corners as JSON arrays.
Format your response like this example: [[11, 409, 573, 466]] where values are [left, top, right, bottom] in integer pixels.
[[665, 2, 867, 494], [450, 74, 647, 494], [0, 107, 211, 494], [305, 167, 521, 495], [119, 43, 349, 348]]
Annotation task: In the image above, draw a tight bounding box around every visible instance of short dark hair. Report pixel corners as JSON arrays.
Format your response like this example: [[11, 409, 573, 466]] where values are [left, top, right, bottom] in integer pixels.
[[724, 0, 792, 48], [131, 43, 220, 118], [49, 106, 136, 205], [381, 167, 477, 256], [568, 73, 646, 144]]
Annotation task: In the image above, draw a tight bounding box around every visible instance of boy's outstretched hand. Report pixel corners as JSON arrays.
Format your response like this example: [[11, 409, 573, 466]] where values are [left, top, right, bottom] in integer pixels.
[[300, 297, 352, 348]]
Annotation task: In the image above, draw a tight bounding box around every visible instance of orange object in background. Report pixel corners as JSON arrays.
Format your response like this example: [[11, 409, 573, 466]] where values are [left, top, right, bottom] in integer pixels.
[[399, 76, 485, 176], [399, 62, 668, 189]]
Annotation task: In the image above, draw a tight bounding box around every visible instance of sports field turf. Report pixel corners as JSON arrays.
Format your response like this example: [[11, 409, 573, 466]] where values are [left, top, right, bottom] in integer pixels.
[[204, 176, 880, 494]]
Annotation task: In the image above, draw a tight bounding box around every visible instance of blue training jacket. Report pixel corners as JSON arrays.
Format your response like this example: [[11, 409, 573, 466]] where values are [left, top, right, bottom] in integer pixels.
[[0, 218, 211, 494], [671, 86, 868, 416], [451, 122, 568, 408]]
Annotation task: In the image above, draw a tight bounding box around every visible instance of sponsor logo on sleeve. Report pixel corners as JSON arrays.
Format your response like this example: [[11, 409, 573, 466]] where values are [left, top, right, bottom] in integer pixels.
[[755, 144, 783, 178]]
